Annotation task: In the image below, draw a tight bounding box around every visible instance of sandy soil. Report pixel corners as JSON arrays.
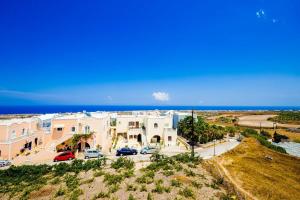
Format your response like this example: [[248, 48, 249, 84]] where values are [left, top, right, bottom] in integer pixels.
[[238, 115, 300, 128]]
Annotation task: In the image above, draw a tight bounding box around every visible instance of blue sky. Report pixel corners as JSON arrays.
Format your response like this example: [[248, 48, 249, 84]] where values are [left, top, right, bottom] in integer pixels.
[[0, 0, 299, 106]]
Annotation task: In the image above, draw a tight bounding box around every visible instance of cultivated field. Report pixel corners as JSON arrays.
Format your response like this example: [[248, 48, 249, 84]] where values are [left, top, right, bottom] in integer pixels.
[[0, 154, 231, 200]]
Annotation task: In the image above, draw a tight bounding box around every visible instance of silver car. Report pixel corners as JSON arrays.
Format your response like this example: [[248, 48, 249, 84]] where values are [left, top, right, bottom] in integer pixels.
[[0, 160, 11, 167], [140, 146, 159, 154], [84, 149, 103, 159]]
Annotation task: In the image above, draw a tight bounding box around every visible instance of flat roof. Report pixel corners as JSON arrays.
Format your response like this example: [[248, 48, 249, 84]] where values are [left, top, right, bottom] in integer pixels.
[[0, 118, 35, 126]]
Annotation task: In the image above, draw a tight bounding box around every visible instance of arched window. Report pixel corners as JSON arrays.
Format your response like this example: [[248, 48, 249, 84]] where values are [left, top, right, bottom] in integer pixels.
[[154, 123, 158, 128]]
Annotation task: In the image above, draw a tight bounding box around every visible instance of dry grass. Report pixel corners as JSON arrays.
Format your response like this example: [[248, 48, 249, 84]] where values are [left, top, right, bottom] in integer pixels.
[[213, 137, 300, 200]]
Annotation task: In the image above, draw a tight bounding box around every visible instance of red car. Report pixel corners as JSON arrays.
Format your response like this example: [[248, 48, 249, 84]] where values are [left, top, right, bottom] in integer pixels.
[[54, 151, 75, 162]]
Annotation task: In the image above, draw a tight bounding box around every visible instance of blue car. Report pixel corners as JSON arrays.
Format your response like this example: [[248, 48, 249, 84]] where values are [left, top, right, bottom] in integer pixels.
[[116, 147, 138, 156]]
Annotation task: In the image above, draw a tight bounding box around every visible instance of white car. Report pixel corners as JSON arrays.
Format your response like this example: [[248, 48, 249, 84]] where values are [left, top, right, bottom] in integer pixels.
[[84, 149, 103, 159], [0, 160, 11, 167]]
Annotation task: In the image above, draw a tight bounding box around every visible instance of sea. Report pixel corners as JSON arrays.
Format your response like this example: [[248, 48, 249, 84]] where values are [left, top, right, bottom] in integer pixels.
[[0, 105, 299, 114]]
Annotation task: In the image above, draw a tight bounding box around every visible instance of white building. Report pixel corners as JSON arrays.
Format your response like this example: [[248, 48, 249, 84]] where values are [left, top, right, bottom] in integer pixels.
[[114, 111, 178, 148]]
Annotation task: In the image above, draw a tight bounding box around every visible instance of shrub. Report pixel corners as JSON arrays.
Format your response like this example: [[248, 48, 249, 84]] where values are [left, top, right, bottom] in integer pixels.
[[55, 186, 65, 197], [126, 184, 137, 191], [242, 128, 287, 154], [64, 174, 79, 191], [191, 180, 202, 188], [80, 178, 94, 185], [273, 132, 289, 143], [104, 173, 124, 185], [109, 184, 120, 193], [69, 188, 83, 200], [111, 157, 134, 170], [94, 170, 105, 177], [128, 194, 136, 200], [260, 130, 271, 138], [179, 187, 194, 198], [94, 191, 110, 199], [123, 169, 134, 178], [171, 179, 182, 187], [152, 183, 164, 194], [164, 186, 171, 193], [50, 177, 60, 185], [147, 193, 153, 200], [136, 171, 155, 184], [184, 169, 196, 177], [140, 184, 147, 192], [174, 163, 183, 171], [163, 170, 174, 177], [53, 162, 71, 176]]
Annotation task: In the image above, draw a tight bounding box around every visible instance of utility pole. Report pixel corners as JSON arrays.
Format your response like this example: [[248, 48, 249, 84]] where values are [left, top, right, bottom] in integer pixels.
[[213, 131, 216, 156], [191, 110, 195, 157]]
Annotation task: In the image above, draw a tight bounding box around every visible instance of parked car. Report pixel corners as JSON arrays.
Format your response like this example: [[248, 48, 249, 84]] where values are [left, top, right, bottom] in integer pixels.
[[53, 151, 75, 162], [116, 147, 138, 156], [0, 160, 11, 167], [84, 149, 103, 159], [140, 146, 159, 154]]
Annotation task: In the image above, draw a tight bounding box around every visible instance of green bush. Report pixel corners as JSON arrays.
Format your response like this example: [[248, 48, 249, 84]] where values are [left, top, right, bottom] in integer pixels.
[[128, 194, 136, 200], [260, 130, 271, 138], [111, 157, 134, 170], [126, 184, 138, 191], [273, 132, 289, 143], [191, 180, 202, 188], [94, 170, 105, 177], [123, 169, 134, 178], [64, 174, 79, 191], [94, 191, 110, 199], [140, 184, 147, 192], [184, 169, 196, 177], [152, 183, 164, 194], [171, 179, 182, 187], [50, 177, 60, 185], [242, 128, 287, 154], [55, 186, 65, 197], [163, 170, 174, 177], [147, 193, 153, 200], [70, 188, 83, 200], [136, 171, 155, 184], [109, 184, 120, 193], [179, 187, 194, 198], [104, 173, 124, 185]]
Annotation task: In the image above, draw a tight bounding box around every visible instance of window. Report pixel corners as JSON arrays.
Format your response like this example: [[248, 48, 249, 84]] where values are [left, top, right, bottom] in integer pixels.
[[168, 136, 172, 141], [129, 121, 135, 127], [11, 130, 16, 139], [154, 123, 158, 128], [57, 127, 63, 131], [22, 128, 26, 136], [71, 127, 76, 132], [84, 126, 90, 134]]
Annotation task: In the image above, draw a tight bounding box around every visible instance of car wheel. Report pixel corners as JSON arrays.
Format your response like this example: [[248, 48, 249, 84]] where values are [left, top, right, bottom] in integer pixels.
[[54, 160, 57, 162], [120, 153, 123, 156]]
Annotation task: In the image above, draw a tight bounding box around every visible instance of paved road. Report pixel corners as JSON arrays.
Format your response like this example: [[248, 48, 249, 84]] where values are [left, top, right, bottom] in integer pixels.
[[2, 139, 240, 168], [195, 139, 240, 159]]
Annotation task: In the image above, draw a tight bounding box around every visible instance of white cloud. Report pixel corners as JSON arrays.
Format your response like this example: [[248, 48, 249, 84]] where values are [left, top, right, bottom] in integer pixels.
[[152, 92, 170, 101], [272, 18, 278, 23], [256, 9, 265, 18]]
